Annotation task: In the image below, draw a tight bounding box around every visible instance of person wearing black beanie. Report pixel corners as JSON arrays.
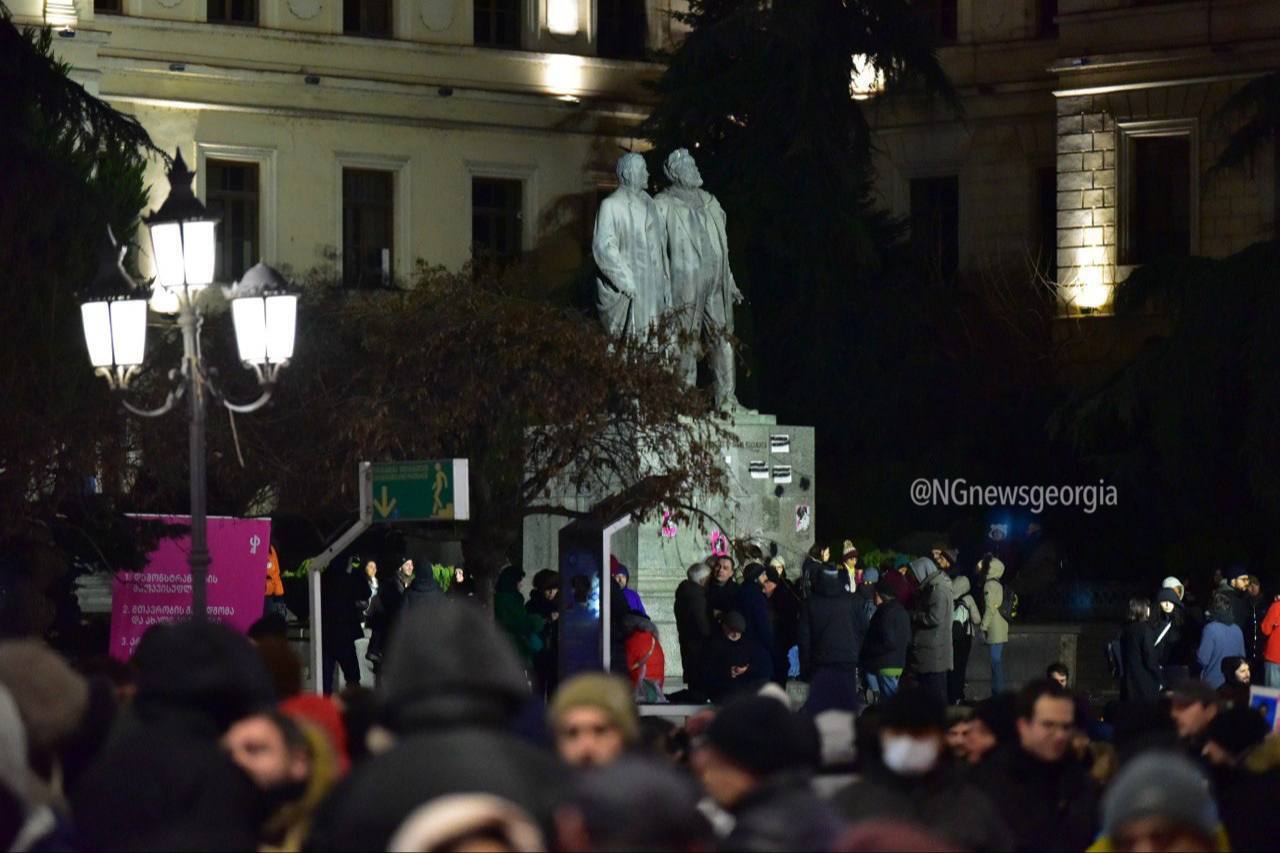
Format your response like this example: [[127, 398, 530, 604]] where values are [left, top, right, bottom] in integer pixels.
[[695, 696, 838, 850]]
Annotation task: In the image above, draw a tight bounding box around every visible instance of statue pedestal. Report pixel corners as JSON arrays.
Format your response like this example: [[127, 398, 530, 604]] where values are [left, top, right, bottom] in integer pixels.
[[522, 412, 816, 685]]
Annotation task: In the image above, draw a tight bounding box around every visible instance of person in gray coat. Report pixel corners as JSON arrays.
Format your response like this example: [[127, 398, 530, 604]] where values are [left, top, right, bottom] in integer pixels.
[[908, 557, 954, 704]]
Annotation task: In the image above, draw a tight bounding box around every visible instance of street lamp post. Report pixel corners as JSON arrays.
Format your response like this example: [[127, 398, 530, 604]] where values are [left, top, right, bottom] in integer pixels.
[[80, 149, 297, 620]]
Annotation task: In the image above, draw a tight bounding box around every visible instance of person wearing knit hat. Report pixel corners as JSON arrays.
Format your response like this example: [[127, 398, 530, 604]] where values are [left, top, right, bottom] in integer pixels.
[[548, 673, 639, 769], [1162, 576, 1185, 600], [1088, 752, 1227, 852], [839, 540, 859, 590], [1201, 705, 1269, 766]]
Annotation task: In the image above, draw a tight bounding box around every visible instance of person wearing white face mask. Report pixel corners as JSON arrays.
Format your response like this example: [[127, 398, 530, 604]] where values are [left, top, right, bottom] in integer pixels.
[[831, 686, 1013, 851]]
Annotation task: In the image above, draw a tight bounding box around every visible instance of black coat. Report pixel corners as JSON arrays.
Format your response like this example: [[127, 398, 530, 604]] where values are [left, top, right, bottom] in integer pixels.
[[797, 570, 870, 678], [769, 582, 802, 654], [321, 561, 370, 643], [674, 579, 712, 689], [706, 577, 742, 620], [1119, 619, 1162, 704], [861, 598, 911, 673], [703, 631, 772, 703], [833, 767, 1014, 852], [305, 728, 563, 852], [973, 746, 1099, 853]]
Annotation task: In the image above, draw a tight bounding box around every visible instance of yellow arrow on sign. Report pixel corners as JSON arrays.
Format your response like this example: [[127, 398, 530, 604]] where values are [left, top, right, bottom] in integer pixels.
[[373, 486, 398, 518]]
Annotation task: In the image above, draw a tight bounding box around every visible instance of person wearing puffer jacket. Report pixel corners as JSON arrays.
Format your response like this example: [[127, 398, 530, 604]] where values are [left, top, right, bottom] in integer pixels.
[[908, 557, 954, 705], [978, 555, 1009, 696]]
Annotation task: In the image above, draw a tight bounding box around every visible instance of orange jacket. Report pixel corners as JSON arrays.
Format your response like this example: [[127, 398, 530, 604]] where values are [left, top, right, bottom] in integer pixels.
[[1262, 600, 1280, 664], [624, 630, 665, 690], [265, 546, 284, 597]]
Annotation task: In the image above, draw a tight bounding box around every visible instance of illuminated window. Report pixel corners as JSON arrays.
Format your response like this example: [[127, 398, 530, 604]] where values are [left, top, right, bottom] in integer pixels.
[[598, 0, 646, 59], [475, 0, 520, 48], [206, 160, 260, 284], [1119, 123, 1195, 265], [472, 177, 523, 263], [208, 0, 257, 24], [344, 0, 391, 37], [343, 169, 394, 289], [910, 175, 959, 286]]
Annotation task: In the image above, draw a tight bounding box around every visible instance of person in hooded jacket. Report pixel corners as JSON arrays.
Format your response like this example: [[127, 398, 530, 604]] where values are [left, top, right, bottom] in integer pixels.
[[879, 555, 919, 610], [526, 570, 561, 699], [305, 599, 563, 852], [320, 554, 371, 694], [949, 573, 981, 705], [1151, 587, 1185, 683], [703, 612, 772, 703], [797, 566, 869, 714], [622, 612, 666, 700], [493, 565, 545, 672], [72, 621, 277, 852], [978, 556, 1010, 697], [908, 557, 954, 705]]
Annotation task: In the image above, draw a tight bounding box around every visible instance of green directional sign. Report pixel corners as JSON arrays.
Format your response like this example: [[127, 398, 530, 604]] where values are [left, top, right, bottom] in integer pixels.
[[368, 460, 469, 522]]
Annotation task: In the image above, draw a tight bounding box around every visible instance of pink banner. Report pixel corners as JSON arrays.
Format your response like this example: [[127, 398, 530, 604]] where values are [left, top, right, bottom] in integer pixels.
[[109, 515, 271, 661]]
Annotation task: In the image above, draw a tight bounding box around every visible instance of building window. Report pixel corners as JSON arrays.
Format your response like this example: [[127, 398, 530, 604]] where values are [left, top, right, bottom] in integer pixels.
[[915, 0, 957, 44], [910, 175, 960, 286], [208, 0, 257, 24], [472, 177, 523, 264], [344, 0, 391, 37], [1038, 0, 1058, 38], [598, 0, 647, 59], [205, 160, 260, 284], [1036, 166, 1058, 282], [475, 0, 520, 48], [1121, 131, 1193, 265], [94, 0, 122, 15], [342, 168, 395, 289]]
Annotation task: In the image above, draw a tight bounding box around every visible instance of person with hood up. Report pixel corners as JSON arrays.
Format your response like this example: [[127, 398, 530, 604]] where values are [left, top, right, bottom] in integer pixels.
[[1087, 751, 1228, 853], [320, 554, 371, 693], [978, 555, 1010, 696], [909, 556, 954, 705], [305, 599, 562, 851], [1198, 592, 1245, 689], [797, 565, 868, 714], [880, 555, 919, 609], [609, 558, 648, 616], [494, 564, 545, 672], [862, 578, 911, 702], [831, 686, 1014, 852], [71, 622, 277, 851], [674, 562, 713, 700], [949, 573, 981, 705]]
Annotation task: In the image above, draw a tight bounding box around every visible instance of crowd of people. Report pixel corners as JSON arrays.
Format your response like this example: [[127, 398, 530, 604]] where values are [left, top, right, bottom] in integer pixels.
[[3, 543, 1280, 852]]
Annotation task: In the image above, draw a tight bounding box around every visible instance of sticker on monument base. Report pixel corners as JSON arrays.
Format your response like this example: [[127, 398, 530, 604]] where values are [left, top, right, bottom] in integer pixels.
[[773, 465, 792, 484], [770, 434, 790, 454], [710, 529, 730, 557], [795, 504, 811, 533], [660, 510, 678, 539], [749, 460, 769, 479]]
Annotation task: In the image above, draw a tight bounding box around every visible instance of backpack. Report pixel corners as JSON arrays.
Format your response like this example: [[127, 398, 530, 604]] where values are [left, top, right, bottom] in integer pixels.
[[996, 579, 1018, 622]]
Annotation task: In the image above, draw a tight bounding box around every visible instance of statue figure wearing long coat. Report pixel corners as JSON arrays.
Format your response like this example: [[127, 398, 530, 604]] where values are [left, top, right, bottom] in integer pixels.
[[593, 153, 669, 341]]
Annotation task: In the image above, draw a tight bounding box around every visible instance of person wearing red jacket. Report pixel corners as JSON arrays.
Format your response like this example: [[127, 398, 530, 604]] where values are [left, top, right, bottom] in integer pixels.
[[1261, 596, 1280, 687], [622, 613, 666, 701]]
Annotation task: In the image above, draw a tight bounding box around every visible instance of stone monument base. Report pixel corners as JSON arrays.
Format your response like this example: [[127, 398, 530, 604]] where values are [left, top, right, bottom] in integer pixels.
[[522, 411, 815, 684]]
